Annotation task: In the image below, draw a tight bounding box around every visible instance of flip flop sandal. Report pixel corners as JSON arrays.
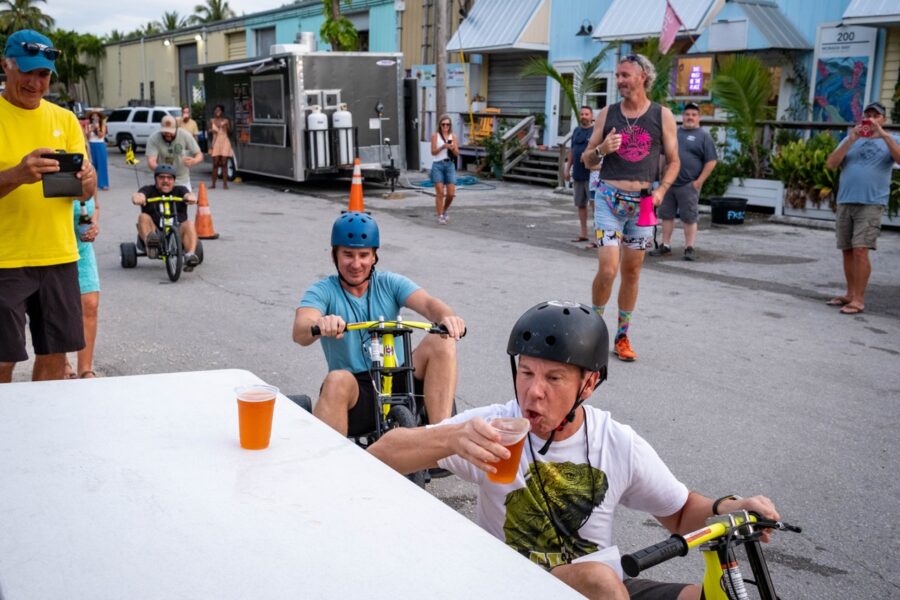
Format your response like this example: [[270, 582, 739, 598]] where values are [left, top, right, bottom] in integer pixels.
[[79, 370, 97, 378], [571, 236, 589, 242], [839, 305, 864, 315], [826, 297, 850, 306]]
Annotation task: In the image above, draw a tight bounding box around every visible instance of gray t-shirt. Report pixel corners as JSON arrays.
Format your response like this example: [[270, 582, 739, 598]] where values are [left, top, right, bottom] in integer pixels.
[[836, 135, 899, 206], [145, 129, 201, 188], [674, 126, 717, 187]]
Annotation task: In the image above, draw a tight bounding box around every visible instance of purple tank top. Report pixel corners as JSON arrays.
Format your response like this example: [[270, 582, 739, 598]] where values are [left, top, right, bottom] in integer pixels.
[[601, 102, 662, 182]]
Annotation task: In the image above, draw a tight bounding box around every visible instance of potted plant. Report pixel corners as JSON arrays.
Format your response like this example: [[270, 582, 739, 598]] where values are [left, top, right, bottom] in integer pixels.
[[710, 55, 784, 212], [771, 132, 841, 218], [478, 132, 506, 179]]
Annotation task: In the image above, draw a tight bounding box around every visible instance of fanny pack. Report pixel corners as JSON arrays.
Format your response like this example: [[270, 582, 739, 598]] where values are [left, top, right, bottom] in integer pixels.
[[598, 184, 651, 219]]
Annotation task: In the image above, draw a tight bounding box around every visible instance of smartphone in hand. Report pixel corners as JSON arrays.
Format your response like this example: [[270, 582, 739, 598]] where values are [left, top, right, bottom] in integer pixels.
[[41, 151, 84, 198], [859, 119, 874, 138]]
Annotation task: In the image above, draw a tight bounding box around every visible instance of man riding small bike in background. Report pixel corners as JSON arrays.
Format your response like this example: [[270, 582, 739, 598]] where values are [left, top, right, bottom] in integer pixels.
[[369, 300, 781, 600], [292, 211, 465, 437], [131, 164, 201, 271]]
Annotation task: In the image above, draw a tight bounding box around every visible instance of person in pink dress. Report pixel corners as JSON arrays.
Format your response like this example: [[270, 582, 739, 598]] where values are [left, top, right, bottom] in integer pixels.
[[208, 104, 234, 189]]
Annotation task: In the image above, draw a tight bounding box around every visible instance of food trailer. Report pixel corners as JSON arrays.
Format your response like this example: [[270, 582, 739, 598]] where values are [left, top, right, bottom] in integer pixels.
[[202, 46, 404, 184]]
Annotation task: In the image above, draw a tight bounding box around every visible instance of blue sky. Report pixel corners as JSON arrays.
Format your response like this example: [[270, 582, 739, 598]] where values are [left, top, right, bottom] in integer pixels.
[[44, 1, 285, 37]]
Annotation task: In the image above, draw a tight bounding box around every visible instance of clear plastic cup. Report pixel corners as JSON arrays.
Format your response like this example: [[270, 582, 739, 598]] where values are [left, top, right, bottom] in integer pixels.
[[487, 417, 531, 484], [235, 384, 278, 450]]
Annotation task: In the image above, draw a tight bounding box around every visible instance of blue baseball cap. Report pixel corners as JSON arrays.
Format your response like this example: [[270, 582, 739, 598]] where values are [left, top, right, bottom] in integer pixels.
[[3, 30, 59, 73]]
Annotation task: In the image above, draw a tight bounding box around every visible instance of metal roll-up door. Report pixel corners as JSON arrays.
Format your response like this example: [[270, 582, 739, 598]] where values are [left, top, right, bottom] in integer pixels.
[[487, 53, 546, 115]]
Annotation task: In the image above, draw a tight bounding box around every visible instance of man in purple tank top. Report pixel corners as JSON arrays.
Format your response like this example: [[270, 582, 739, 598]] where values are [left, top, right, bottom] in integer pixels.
[[581, 54, 679, 362]]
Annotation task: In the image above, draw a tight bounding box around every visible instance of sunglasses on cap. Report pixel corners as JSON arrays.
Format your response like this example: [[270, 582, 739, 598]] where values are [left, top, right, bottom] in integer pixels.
[[19, 41, 62, 61]]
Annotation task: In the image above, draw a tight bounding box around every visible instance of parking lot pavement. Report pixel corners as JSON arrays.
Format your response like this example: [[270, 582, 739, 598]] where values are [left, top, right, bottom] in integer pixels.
[[8, 158, 900, 597]]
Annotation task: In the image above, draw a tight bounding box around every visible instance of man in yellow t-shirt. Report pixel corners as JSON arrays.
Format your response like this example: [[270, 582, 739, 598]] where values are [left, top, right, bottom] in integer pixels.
[[0, 30, 97, 383], [180, 106, 200, 139]]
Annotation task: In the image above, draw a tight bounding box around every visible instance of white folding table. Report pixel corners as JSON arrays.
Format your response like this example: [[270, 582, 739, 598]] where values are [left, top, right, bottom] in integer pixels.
[[0, 369, 581, 599]]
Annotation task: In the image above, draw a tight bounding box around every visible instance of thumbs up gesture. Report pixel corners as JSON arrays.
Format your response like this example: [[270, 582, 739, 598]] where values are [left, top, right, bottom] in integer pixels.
[[601, 127, 622, 155]]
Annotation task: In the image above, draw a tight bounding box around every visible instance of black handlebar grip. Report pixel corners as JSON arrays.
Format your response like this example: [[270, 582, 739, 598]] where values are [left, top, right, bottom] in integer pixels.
[[310, 326, 321, 337], [621, 535, 688, 577], [434, 324, 467, 338]]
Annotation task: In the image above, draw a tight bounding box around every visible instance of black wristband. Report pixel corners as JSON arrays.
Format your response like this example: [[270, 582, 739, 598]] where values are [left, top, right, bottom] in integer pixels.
[[712, 494, 741, 515]]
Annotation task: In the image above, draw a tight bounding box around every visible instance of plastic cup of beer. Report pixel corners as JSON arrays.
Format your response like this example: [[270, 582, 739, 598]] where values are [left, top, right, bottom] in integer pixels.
[[235, 384, 278, 450], [487, 417, 531, 484]]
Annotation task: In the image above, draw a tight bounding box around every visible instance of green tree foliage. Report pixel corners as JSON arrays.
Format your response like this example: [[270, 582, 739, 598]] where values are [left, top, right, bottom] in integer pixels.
[[157, 11, 188, 32], [0, 0, 54, 34], [47, 30, 103, 103], [191, 0, 235, 25], [710, 55, 774, 178], [320, 0, 357, 51], [520, 43, 620, 122], [632, 37, 675, 105]]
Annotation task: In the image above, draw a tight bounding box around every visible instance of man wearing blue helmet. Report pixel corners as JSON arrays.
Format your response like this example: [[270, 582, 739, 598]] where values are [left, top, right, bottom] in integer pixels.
[[293, 211, 466, 436], [131, 164, 201, 270]]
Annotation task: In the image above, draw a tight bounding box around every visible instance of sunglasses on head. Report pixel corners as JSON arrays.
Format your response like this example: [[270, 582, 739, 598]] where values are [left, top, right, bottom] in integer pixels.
[[20, 41, 62, 60], [622, 54, 644, 72]]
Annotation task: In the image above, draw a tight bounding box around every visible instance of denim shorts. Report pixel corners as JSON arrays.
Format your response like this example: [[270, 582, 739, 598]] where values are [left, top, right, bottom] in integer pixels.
[[594, 182, 653, 250], [431, 159, 457, 185]]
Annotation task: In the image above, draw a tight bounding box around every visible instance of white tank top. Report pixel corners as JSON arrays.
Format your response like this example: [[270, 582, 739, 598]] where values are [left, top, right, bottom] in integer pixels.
[[434, 132, 453, 160]]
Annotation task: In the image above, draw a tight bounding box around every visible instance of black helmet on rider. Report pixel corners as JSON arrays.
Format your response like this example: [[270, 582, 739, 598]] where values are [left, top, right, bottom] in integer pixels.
[[507, 300, 609, 454], [154, 164, 176, 178]]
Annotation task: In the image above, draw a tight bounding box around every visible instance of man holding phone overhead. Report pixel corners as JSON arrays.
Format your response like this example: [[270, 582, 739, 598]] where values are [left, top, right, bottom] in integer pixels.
[[0, 29, 97, 383]]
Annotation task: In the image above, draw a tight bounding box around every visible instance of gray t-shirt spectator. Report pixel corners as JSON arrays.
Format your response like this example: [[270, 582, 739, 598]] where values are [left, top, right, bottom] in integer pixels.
[[836, 135, 900, 206], [145, 129, 201, 188], [674, 126, 717, 187]]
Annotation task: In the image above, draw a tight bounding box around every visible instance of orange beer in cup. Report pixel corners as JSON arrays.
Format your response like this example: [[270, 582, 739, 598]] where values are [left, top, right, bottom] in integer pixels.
[[487, 417, 531, 484], [235, 384, 278, 450]]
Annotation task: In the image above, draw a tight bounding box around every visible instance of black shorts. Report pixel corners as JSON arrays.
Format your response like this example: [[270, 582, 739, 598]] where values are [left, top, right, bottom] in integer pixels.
[[0, 263, 84, 362], [345, 370, 424, 437], [624, 578, 690, 600]]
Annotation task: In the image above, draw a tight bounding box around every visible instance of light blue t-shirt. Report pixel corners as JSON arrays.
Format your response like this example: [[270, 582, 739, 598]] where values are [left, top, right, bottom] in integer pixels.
[[836, 135, 899, 206], [299, 270, 420, 373]]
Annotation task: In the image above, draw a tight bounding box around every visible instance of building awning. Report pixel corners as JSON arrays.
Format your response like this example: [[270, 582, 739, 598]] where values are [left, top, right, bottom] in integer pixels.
[[842, 0, 900, 26], [214, 57, 285, 75], [447, 0, 549, 53], [693, 0, 810, 52], [593, 0, 722, 42]]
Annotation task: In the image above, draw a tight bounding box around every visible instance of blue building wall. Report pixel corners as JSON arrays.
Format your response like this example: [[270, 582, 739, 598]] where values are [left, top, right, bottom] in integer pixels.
[[368, 4, 396, 52], [543, 0, 617, 143]]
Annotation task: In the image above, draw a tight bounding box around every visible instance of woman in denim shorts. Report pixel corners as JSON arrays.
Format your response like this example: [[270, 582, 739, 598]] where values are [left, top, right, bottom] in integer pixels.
[[430, 114, 459, 225]]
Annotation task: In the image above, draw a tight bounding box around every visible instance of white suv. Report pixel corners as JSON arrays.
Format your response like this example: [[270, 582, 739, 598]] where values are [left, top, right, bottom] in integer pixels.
[[105, 106, 181, 153]]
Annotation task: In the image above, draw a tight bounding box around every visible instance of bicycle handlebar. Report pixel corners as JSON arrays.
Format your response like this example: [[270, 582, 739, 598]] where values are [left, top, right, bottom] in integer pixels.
[[621, 512, 801, 577], [310, 320, 466, 338], [621, 536, 688, 578], [145, 196, 185, 203]]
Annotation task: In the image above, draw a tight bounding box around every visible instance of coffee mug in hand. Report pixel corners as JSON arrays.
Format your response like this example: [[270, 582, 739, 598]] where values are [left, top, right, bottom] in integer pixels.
[[235, 384, 278, 450], [487, 417, 531, 484]]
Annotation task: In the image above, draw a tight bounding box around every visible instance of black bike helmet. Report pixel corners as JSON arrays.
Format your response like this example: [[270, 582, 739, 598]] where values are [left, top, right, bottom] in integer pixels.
[[507, 300, 609, 376], [154, 164, 176, 178], [507, 301, 609, 454], [331, 211, 380, 248]]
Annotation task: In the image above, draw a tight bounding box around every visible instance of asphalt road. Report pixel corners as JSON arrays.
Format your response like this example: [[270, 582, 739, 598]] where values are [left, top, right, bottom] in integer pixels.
[[13, 155, 900, 597]]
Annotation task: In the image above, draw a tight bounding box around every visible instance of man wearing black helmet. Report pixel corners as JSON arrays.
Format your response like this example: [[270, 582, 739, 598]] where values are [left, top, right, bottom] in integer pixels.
[[131, 164, 201, 271], [293, 211, 466, 436], [369, 300, 780, 599]]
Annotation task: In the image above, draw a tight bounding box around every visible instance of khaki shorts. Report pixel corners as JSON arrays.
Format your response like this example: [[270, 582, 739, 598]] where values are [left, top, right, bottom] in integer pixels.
[[835, 204, 884, 250]]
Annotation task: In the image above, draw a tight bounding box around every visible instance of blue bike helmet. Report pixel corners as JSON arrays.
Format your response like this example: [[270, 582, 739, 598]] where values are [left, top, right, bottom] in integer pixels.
[[154, 164, 176, 178], [331, 211, 379, 248]]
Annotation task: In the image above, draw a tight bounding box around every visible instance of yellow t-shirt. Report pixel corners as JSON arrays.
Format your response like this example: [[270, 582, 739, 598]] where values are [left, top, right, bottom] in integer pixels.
[[0, 96, 87, 267]]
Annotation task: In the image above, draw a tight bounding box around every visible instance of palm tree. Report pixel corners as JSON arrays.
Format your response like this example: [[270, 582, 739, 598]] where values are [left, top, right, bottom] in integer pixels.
[[320, 0, 357, 51], [710, 55, 774, 178], [191, 0, 235, 24], [520, 43, 620, 129], [47, 29, 94, 102], [0, 0, 54, 34], [157, 11, 188, 32], [632, 37, 675, 105]]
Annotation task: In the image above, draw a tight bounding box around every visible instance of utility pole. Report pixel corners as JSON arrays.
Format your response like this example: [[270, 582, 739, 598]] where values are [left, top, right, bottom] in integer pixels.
[[435, 0, 447, 120]]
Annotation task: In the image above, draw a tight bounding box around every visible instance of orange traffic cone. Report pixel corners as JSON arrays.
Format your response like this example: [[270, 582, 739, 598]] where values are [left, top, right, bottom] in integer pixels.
[[195, 182, 219, 240], [348, 158, 364, 212]]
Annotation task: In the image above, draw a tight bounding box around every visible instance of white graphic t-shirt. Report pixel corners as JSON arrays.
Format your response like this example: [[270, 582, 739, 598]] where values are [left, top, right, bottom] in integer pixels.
[[437, 400, 688, 569]]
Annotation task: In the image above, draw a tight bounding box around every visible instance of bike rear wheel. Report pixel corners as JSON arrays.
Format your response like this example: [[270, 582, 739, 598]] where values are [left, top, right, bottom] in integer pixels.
[[388, 405, 426, 488], [164, 228, 183, 282]]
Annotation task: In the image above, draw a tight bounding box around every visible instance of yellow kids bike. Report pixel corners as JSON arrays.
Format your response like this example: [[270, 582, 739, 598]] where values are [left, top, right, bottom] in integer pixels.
[[621, 510, 801, 600]]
